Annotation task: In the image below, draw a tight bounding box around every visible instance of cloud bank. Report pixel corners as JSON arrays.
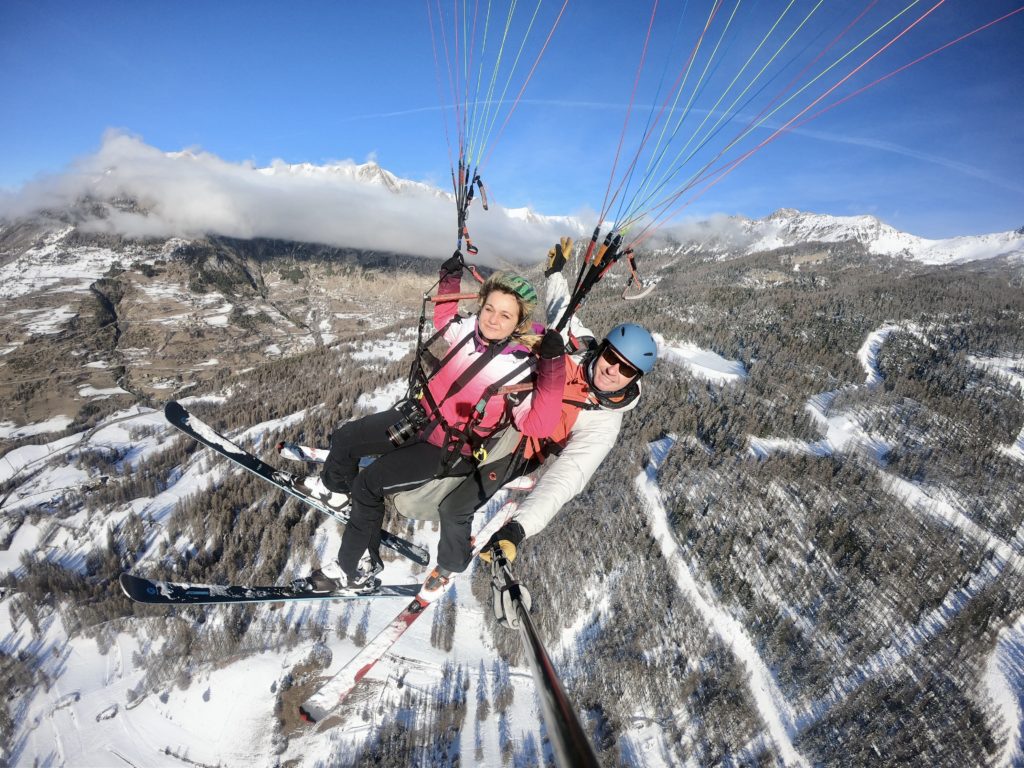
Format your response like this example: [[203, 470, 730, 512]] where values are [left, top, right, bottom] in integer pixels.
[[0, 132, 581, 266]]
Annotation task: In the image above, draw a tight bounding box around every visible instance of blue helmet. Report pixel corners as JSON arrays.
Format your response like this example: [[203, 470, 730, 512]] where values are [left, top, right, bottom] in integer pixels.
[[605, 323, 657, 374]]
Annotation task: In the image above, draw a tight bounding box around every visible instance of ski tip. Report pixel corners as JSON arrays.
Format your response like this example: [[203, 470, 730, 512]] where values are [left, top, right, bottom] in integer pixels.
[[298, 706, 317, 724], [163, 400, 184, 421], [117, 572, 134, 598]]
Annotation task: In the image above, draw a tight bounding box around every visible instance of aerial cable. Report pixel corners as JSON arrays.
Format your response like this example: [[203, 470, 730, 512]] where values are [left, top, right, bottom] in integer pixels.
[[437, 0, 467, 162], [615, 0, 744, 226], [426, 1, 458, 195], [466, 0, 492, 165], [428, 0, 465, 201], [609, 0, 693, 230], [616, 16, 836, 232], [600, 0, 732, 229], [478, 0, 569, 173], [467, 0, 520, 167], [654, 0, 884, 201], [597, 0, 663, 228], [621, 0, 891, 234], [674, 0, 808, 161], [467, 0, 517, 166], [623, 0, 930, 240], [791, 5, 1024, 131], [474, 0, 549, 172], [623, 0, 820, 227], [628, 0, 953, 249], [429, 0, 566, 253]]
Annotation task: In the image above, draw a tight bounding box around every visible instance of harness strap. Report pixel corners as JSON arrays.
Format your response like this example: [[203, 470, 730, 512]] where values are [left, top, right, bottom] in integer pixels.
[[440, 355, 535, 470], [418, 329, 498, 434]]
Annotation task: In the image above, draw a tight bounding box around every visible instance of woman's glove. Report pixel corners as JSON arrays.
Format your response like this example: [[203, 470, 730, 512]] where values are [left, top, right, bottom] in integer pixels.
[[538, 328, 565, 360]]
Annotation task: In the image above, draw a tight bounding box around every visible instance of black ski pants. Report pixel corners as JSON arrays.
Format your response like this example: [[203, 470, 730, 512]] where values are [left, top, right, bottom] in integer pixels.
[[323, 408, 474, 579], [434, 452, 542, 573]]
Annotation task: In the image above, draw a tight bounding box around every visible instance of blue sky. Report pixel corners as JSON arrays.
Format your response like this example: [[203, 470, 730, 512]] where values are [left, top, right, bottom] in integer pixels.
[[2, 0, 1022, 239]]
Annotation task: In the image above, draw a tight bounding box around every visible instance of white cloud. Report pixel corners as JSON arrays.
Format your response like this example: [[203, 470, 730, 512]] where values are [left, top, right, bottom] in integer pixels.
[[0, 131, 578, 266]]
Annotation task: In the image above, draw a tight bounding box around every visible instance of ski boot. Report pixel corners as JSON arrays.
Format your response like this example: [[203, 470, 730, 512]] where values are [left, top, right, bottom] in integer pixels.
[[418, 567, 454, 603], [288, 474, 349, 512], [296, 558, 382, 595]]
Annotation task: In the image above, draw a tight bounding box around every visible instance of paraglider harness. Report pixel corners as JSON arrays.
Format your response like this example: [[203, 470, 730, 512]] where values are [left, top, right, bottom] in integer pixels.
[[395, 264, 536, 478], [397, 224, 646, 479]]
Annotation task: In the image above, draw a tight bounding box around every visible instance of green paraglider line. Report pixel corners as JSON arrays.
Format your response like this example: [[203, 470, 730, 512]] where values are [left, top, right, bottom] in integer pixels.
[[614, 0, 739, 228], [599, 0, 716, 227], [610, 0, 693, 230], [628, 0, 819, 223], [478, 0, 569, 174], [620, 0, 932, 240], [793, 4, 1024, 131], [627, 0, 976, 249], [427, 0, 568, 253]]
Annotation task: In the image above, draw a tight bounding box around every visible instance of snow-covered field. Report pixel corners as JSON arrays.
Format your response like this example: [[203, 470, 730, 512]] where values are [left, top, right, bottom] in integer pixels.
[[0, 415, 74, 440], [0, 383, 562, 766], [655, 334, 747, 384]]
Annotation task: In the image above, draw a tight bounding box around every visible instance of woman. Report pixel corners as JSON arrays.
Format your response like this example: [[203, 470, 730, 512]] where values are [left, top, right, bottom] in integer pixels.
[[294, 252, 565, 593]]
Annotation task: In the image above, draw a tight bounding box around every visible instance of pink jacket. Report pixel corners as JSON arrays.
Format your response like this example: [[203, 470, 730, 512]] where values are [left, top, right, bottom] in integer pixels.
[[421, 270, 564, 454]]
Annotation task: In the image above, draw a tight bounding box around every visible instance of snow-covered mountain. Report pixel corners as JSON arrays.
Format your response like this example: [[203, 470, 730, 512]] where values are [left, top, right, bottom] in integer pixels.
[[256, 158, 448, 199], [659, 208, 1024, 265], [741, 208, 1024, 265]]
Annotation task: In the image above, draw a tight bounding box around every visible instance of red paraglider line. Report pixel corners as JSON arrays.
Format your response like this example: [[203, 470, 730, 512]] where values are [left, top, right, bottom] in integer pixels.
[[598, 0, 663, 225], [478, 0, 570, 175], [629, 0, 958, 249], [426, 0, 457, 192], [794, 5, 1024, 129], [602, 0, 730, 227], [623, 0, 881, 238]]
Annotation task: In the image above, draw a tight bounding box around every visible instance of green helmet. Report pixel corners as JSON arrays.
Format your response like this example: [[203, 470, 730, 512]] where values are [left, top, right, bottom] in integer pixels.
[[495, 273, 538, 305], [480, 272, 539, 321]]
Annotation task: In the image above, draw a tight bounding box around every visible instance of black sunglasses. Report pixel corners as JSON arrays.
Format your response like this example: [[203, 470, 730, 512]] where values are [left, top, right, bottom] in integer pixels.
[[600, 345, 640, 379]]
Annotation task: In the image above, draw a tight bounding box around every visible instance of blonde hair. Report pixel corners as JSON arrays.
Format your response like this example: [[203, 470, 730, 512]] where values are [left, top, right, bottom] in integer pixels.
[[478, 272, 541, 347]]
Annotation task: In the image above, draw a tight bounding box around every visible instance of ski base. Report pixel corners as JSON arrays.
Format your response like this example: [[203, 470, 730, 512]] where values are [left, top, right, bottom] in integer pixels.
[[297, 504, 517, 723], [276, 441, 328, 463], [119, 573, 422, 606], [164, 400, 429, 566]]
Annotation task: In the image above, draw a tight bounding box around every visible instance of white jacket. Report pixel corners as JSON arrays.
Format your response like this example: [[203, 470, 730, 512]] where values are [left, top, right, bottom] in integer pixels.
[[512, 272, 641, 539]]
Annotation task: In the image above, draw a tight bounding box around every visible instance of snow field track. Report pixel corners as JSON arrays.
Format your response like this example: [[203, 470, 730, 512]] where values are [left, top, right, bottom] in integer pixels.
[[638, 436, 809, 767]]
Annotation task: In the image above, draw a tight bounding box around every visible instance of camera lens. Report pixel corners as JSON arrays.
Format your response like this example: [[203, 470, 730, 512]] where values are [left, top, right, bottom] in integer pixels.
[[386, 418, 415, 447]]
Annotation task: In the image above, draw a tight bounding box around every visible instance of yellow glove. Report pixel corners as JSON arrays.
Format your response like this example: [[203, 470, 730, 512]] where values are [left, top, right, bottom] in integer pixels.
[[545, 237, 573, 277], [478, 521, 525, 563], [478, 539, 518, 563]]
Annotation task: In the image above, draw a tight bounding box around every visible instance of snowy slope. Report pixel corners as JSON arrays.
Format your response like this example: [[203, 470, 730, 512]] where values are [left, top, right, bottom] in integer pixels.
[[743, 208, 1024, 265]]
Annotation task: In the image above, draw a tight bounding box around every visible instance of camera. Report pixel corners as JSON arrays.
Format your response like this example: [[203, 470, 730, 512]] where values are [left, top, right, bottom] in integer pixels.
[[386, 398, 430, 446]]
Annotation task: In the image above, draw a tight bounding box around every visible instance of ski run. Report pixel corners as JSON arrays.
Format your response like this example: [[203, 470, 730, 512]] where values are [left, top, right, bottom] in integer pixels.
[[3, 328, 1024, 765]]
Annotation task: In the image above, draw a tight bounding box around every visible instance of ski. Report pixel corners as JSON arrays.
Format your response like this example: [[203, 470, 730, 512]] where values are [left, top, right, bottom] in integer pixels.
[[276, 441, 328, 463], [119, 573, 422, 606], [163, 401, 430, 566], [275, 441, 539, 495], [298, 504, 515, 723]]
